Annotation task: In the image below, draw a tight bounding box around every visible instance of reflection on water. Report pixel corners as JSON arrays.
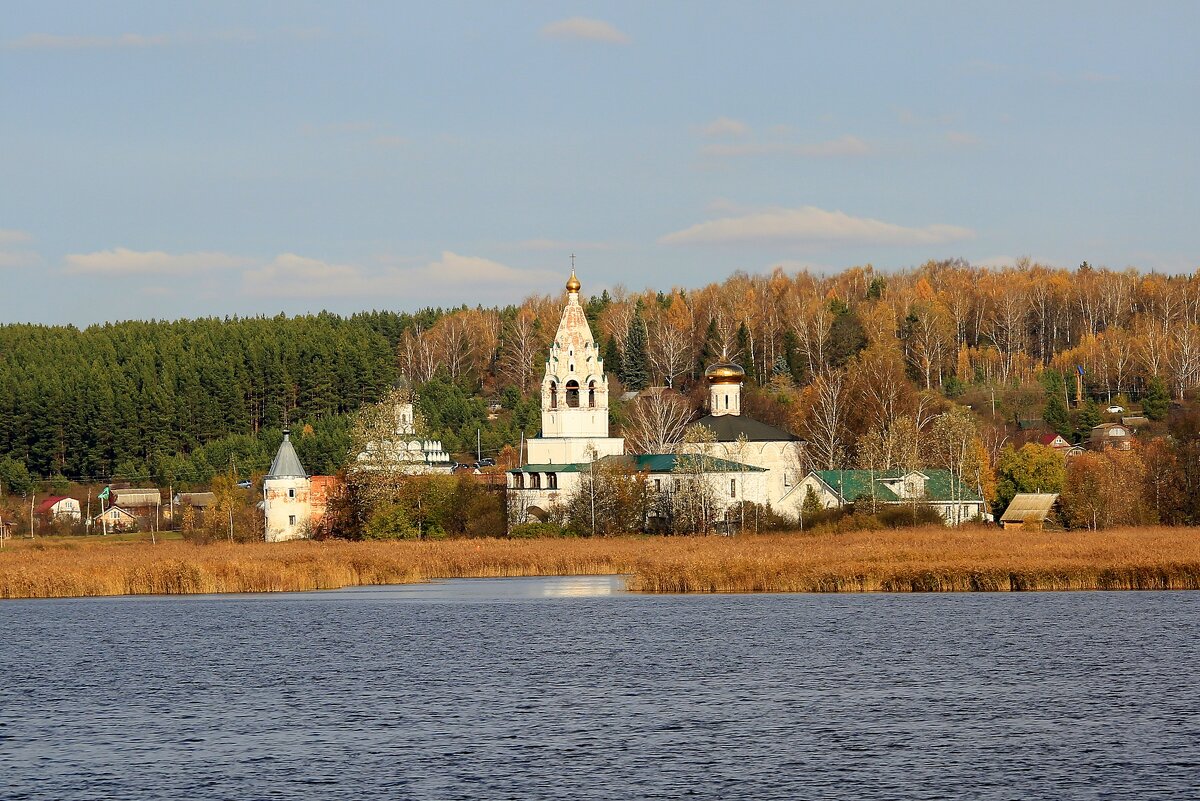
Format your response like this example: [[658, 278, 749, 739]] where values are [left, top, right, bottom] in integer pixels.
[[302, 575, 627, 602], [2, 579, 1198, 801]]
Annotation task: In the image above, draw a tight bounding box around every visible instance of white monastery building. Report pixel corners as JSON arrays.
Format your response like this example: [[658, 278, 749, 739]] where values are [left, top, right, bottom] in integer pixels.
[[507, 270, 779, 526], [355, 380, 453, 474]]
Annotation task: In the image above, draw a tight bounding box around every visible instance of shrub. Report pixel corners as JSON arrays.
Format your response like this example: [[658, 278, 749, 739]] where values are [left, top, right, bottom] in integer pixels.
[[509, 522, 566, 539], [877, 504, 944, 528], [364, 503, 420, 540]]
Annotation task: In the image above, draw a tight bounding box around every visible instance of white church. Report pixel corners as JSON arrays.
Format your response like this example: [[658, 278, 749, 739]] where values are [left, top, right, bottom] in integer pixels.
[[506, 270, 805, 526], [354, 380, 453, 475]]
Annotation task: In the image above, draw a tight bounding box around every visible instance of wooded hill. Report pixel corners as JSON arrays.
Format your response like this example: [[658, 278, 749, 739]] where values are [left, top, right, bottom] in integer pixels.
[[2, 260, 1199, 498]]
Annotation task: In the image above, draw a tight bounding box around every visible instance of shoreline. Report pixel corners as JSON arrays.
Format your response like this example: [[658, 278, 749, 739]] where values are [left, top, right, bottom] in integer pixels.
[[3, 527, 1200, 599]]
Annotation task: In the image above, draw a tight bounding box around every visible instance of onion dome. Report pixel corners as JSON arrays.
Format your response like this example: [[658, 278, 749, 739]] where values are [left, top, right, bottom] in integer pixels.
[[705, 362, 746, 384], [566, 270, 581, 293]]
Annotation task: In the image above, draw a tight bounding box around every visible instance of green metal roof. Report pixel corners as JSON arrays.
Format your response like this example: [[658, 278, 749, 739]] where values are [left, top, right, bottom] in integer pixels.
[[618, 453, 766, 473], [812, 469, 982, 503], [509, 463, 585, 474], [510, 454, 765, 475]]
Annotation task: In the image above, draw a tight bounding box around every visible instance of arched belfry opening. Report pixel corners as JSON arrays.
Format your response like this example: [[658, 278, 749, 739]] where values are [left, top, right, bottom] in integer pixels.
[[588, 381, 596, 408], [550, 381, 559, 409], [566, 380, 580, 408]]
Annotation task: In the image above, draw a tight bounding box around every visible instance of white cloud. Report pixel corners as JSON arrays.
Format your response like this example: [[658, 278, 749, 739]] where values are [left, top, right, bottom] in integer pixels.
[[700, 117, 750, 138], [410, 251, 557, 288], [244, 251, 557, 299], [5, 33, 170, 50], [0, 251, 40, 269], [660, 206, 975, 247], [700, 135, 871, 158], [64, 248, 254, 275], [0, 229, 31, 244], [539, 18, 630, 45], [945, 131, 981, 146]]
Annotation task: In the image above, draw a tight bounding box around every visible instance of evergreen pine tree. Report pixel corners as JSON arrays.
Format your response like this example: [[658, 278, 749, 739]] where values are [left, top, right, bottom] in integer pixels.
[[603, 336, 623, 381], [1075, 399, 1102, 438], [621, 302, 650, 390], [1143, 375, 1169, 420]]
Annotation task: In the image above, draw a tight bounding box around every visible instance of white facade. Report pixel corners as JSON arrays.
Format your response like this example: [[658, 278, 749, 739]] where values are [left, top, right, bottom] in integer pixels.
[[525, 270, 624, 465], [355, 391, 453, 474], [790, 470, 988, 526], [43, 497, 82, 521], [507, 455, 769, 525], [264, 430, 312, 542], [687, 362, 807, 519]]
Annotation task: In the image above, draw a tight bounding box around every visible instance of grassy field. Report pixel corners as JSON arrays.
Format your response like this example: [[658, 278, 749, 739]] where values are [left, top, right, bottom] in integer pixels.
[[3, 526, 1200, 598]]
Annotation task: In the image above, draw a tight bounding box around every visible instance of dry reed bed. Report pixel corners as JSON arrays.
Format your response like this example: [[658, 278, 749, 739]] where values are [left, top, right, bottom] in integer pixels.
[[2, 527, 1200, 598]]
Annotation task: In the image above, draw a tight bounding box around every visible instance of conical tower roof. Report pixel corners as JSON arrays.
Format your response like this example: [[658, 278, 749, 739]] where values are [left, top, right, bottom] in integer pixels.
[[266, 430, 307, 479]]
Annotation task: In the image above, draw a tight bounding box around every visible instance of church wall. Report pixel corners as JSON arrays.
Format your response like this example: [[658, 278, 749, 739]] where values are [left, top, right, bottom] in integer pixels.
[[264, 476, 312, 542]]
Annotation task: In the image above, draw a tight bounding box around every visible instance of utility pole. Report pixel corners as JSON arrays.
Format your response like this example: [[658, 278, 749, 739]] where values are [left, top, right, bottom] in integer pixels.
[[477, 429, 481, 463], [30, 493, 35, 538]]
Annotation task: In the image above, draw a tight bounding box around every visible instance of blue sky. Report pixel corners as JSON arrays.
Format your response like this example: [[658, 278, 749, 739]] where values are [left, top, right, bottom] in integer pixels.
[[2, 1, 1197, 323]]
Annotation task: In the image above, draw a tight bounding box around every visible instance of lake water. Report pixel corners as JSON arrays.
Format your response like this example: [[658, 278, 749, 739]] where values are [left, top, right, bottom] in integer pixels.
[[1, 578, 1198, 800]]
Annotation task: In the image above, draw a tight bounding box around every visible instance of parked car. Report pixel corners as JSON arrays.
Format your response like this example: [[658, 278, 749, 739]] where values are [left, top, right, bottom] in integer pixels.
[[236, 480, 252, 489], [1106, 405, 1125, 414], [478, 457, 496, 467]]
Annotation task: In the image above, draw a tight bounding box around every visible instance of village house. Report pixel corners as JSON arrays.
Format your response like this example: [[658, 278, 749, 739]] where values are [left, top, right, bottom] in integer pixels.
[[92, 505, 139, 533], [35, 496, 82, 522], [108, 488, 162, 527], [1000, 493, 1063, 530], [174, 492, 215, 513], [793, 469, 987, 526], [1090, 423, 1133, 451], [1036, 432, 1084, 458]]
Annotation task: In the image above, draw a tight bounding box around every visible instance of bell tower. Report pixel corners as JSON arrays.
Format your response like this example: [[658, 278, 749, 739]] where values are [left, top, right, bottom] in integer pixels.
[[525, 268, 624, 465]]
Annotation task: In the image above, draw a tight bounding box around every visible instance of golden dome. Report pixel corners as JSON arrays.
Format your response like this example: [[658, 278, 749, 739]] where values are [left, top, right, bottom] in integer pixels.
[[705, 362, 746, 384], [566, 270, 581, 293]]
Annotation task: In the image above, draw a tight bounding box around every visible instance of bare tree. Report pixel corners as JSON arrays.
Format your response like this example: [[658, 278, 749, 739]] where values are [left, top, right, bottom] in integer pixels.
[[803, 369, 847, 469], [499, 309, 544, 393], [648, 319, 692, 388], [622, 389, 694, 454]]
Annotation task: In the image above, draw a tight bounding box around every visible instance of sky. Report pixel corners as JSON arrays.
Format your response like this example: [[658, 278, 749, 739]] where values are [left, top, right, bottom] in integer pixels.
[[1, 1, 1198, 324]]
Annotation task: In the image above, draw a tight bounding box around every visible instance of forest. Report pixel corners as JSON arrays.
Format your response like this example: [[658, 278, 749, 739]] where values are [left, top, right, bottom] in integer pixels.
[[2, 259, 1200, 525]]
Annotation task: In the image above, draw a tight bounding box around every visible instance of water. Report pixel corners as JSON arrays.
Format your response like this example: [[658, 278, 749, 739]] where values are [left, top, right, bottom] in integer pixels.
[[1, 578, 1198, 800]]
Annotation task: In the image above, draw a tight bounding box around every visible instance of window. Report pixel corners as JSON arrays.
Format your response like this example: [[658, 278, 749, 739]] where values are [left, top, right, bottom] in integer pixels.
[[288, 515, 297, 526], [288, 488, 295, 499], [566, 380, 580, 408], [588, 381, 596, 407], [730, 479, 737, 498], [784, 469, 795, 487], [530, 473, 542, 490], [725, 394, 729, 410], [654, 478, 662, 492], [550, 382, 558, 409], [547, 473, 558, 490]]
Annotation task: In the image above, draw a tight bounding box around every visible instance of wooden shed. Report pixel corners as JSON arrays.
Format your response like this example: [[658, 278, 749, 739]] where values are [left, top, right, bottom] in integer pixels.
[[1000, 493, 1062, 530]]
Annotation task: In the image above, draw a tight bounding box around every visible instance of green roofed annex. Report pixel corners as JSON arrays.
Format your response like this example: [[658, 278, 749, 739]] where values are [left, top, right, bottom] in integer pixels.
[[791, 469, 987, 526]]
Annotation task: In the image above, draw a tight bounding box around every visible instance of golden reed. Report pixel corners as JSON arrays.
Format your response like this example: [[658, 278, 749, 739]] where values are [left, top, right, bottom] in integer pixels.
[[2, 527, 1200, 598]]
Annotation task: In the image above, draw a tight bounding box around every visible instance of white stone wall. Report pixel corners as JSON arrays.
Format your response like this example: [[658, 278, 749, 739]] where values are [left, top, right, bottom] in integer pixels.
[[526, 436, 625, 465], [264, 476, 312, 542]]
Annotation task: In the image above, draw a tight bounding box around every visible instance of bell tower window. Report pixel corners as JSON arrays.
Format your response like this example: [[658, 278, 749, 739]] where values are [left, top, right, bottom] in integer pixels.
[[550, 382, 558, 409], [588, 381, 596, 408], [566, 380, 580, 408]]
